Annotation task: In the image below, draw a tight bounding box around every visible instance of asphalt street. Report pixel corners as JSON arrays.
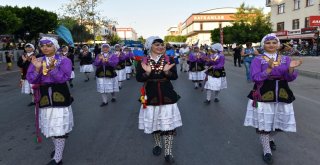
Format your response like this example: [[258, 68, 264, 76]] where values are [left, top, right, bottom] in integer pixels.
[[0, 60, 319, 165]]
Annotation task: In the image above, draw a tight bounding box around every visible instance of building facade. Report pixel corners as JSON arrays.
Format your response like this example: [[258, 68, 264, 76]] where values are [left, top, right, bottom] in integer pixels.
[[116, 28, 138, 41], [179, 7, 237, 45], [266, 0, 320, 40]]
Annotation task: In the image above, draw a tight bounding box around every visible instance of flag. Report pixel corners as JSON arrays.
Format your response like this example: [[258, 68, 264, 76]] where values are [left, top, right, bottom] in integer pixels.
[[55, 25, 74, 47]]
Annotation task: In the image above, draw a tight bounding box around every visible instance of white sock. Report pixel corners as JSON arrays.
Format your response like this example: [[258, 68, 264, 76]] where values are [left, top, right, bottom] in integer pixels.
[[119, 81, 122, 87], [206, 90, 212, 101], [194, 82, 198, 87], [31, 95, 35, 103], [111, 92, 116, 99], [260, 134, 272, 155], [53, 138, 65, 163], [102, 93, 108, 103]]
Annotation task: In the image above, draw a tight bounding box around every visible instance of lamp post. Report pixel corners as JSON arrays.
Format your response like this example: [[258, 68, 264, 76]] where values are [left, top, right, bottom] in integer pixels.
[[25, 31, 30, 42]]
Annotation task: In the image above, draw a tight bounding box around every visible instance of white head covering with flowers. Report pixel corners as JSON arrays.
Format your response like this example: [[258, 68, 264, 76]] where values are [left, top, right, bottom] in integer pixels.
[[260, 33, 280, 49], [25, 43, 35, 50], [39, 37, 60, 52], [144, 36, 162, 50]]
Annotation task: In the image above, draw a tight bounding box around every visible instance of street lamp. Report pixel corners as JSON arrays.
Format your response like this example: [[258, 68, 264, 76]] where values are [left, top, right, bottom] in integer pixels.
[[25, 31, 30, 42]]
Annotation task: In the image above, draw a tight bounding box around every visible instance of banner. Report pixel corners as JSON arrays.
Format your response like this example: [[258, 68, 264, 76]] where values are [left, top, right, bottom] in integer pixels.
[[55, 25, 74, 47]]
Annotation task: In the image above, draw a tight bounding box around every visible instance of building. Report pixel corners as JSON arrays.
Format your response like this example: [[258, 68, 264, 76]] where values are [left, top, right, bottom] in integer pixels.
[[266, 0, 320, 41], [179, 7, 237, 45], [167, 26, 180, 36], [116, 28, 138, 41]]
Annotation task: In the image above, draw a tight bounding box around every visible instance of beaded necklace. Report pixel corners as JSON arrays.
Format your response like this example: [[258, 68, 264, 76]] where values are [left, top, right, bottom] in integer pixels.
[[148, 55, 165, 74]]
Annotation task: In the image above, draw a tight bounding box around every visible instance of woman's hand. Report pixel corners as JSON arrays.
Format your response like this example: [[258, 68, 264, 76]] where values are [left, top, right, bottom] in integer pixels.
[[268, 58, 275, 69], [31, 56, 42, 72], [163, 63, 175, 72], [98, 54, 104, 61], [290, 59, 303, 68], [48, 58, 56, 70], [141, 62, 152, 74]]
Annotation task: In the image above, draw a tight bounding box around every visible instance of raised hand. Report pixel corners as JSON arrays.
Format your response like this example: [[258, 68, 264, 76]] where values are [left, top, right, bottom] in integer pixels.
[[163, 63, 175, 72], [141, 62, 152, 74], [48, 57, 56, 69], [268, 58, 275, 69], [98, 54, 104, 61], [31, 56, 42, 69], [22, 55, 27, 62], [290, 59, 303, 68]]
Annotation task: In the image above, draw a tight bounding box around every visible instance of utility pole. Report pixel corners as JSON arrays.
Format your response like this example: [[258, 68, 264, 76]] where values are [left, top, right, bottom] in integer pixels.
[[92, 0, 96, 45]]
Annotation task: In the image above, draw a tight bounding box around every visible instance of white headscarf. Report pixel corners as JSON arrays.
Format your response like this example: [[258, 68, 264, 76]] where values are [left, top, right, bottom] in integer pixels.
[[25, 43, 35, 50], [144, 36, 162, 50], [39, 37, 60, 52], [260, 33, 280, 49], [211, 43, 223, 52]]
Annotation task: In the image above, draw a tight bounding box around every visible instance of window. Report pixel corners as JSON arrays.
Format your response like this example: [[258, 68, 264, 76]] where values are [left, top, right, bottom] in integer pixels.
[[292, 19, 300, 29], [305, 17, 310, 28], [294, 0, 300, 10], [200, 23, 203, 31], [277, 22, 285, 31], [306, 0, 314, 7], [278, 3, 285, 14], [266, 0, 271, 5]]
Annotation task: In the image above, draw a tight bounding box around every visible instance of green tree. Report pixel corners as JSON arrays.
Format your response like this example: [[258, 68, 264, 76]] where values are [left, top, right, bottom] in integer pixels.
[[72, 24, 93, 42], [137, 36, 145, 44], [106, 33, 121, 45], [0, 7, 22, 34], [164, 35, 187, 42]]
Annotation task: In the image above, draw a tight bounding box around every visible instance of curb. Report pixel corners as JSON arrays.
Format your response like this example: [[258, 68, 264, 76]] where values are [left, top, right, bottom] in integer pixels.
[[224, 56, 320, 80]]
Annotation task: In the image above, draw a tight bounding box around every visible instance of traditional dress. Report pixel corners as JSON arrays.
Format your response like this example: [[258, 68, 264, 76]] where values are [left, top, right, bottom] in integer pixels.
[[79, 49, 94, 81], [188, 51, 206, 89], [61, 49, 75, 87], [17, 44, 40, 106], [114, 51, 126, 88], [27, 37, 74, 165], [179, 46, 190, 72], [94, 52, 119, 106], [243, 33, 299, 164], [123, 49, 134, 79], [137, 36, 182, 164], [204, 46, 227, 103]]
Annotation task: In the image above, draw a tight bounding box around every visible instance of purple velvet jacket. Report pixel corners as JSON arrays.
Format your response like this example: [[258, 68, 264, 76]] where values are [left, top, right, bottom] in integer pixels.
[[206, 53, 225, 69]]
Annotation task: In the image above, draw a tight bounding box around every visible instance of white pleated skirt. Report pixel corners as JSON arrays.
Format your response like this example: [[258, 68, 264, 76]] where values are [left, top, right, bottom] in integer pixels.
[[70, 71, 75, 79], [204, 76, 227, 91], [21, 80, 33, 94], [125, 66, 132, 74], [80, 64, 94, 73], [139, 103, 183, 134], [39, 106, 74, 138], [188, 71, 206, 81], [96, 77, 119, 93], [116, 69, 126, 81], [244, 99, 296, 132]]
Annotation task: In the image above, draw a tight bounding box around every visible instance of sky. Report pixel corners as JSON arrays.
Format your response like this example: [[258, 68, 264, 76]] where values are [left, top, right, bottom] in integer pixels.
[[2, 0, 270, 38]]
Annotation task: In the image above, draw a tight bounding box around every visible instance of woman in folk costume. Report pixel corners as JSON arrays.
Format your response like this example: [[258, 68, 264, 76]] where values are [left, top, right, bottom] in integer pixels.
[[188, 46, 206, 89], [27, 37, 74, 165], [94, 44, 119, 106], [17, 43, 38, 106], [123, 46, 134, 80], [136, 36, 182, 164], [79, 45, 94, 82], [114, 44, 127, 89], [203, 43, 227, 104], [61, 45, 75, 88], [244, 33, 302, 164]]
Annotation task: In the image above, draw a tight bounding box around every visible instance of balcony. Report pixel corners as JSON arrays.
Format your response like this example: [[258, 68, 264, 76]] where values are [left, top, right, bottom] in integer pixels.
[[266, 0, 272, 7]]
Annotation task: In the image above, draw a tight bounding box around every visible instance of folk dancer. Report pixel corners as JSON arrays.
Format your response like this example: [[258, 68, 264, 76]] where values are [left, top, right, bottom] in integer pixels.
[[188, 46, 206, 89], [203, 43, 227, 104], [79, 45, 94, 82], [27, 37, 74, 165], [136, 36, 182, 164], [94, 44, 119, 106], [244, 33, 302, 164]]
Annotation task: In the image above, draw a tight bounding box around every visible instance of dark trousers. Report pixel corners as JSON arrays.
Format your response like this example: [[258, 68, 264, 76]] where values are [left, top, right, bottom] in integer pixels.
[[234, 55, 241, 67]]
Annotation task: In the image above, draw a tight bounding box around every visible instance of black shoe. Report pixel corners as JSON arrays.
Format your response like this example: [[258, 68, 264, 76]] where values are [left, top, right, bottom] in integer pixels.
[[100, 102, 108, 107], [204, 100, 211, 104], [50, 151, 55, 158], [152, 146, 162, 156], [28, 102, 35, 106], [199, 83, 202, 87], [194, 87, 198, 89], [46, 159, 63, 165], [165, 155, 175, 164], [262, 153, 273, 164], [69, 83, 73, 88], [270, 141, 276, 151], [84, 78, 89, 82], [214, 98, 219, 102], [119, 86, 122, 90], [111, 98, 116, 102]]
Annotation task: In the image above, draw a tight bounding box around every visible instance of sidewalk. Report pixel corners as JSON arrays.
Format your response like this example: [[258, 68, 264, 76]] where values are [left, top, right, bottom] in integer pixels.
[[0, 61, 20, 76], [225, 55, 320, 79]]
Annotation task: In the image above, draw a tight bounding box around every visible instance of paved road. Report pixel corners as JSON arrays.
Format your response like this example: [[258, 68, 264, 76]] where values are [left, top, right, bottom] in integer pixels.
[[0, 60, 319, 165]]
